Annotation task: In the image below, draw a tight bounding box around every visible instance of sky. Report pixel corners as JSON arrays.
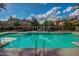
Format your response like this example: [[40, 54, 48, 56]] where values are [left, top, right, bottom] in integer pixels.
[[0, 3, 79, 21]]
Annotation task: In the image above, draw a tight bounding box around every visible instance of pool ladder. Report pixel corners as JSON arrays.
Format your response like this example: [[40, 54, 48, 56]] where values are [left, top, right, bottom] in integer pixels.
[[35, 39, 46, 56]]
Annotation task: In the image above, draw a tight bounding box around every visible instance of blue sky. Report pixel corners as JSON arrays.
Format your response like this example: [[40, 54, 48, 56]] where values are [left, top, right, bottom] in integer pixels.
[[0, 3, 77, 21]]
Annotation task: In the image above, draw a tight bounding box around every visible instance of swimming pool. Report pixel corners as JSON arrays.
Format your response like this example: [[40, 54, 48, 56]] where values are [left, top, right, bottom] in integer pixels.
[[0, 32, 79, 48]]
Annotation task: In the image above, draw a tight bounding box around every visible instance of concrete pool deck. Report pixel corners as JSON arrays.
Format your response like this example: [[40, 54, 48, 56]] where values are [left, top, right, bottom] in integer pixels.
[[0, 48, 79, 56]]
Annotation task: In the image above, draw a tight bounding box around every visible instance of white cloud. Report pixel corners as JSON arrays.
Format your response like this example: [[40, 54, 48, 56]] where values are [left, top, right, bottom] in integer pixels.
[[35, 7, 61, 21], [27, 16, 32, 20], [63, 5, 79, 13], [0, 17, 9, 21], [12, 14, 16, 18], [63, 6, 73, 13], [69, 9, 79, 17], [52, 7, 61, 10], [56, 11, 61, 15], [73, 5, 79, 10], [0, 14, 17, 21]]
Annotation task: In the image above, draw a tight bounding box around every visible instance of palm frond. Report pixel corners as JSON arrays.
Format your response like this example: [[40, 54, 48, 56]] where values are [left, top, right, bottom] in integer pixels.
[[0, 3, 7, 11]]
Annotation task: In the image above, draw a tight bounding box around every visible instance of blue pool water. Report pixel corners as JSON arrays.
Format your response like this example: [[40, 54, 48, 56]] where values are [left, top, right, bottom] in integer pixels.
[[0, 32, 79, 48]]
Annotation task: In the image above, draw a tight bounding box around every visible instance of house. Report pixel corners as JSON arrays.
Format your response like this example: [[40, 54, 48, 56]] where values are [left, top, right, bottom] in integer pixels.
[[0, 16, 32, 31]]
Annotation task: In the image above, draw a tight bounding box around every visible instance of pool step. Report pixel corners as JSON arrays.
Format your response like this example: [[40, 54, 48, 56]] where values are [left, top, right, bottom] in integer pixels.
[[72, 42, 79, 46], [0, 37, 16, 48]]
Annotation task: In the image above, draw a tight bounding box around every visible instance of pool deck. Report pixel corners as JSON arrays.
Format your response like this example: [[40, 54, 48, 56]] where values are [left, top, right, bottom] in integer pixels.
[[72, 32, 79, 35], [0, 48, 79, 56]]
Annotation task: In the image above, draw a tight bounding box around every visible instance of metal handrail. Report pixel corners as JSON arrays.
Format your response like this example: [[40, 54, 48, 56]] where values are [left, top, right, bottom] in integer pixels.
[[35, 39, 37, 56], [43, 39, 45, 56], [35, 39, 46, 56]]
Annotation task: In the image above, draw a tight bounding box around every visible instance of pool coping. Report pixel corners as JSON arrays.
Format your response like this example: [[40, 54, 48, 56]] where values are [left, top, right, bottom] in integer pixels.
[[0, 31, 73, 35], [0, 31, 79, 35]]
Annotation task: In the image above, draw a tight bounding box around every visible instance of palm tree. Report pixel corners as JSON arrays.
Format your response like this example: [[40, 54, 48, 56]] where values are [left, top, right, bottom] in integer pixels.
[[42, 20, 55, 30], [0, 4, 6, 32], [31, 16, 40, 26], [0, 3, 6, 11]]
